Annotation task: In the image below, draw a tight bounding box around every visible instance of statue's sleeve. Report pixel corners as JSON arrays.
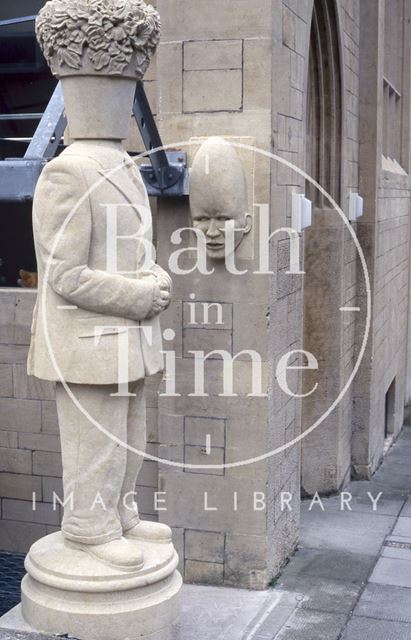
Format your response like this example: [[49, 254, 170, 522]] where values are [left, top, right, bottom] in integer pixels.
[[33, 157, 158, 321]]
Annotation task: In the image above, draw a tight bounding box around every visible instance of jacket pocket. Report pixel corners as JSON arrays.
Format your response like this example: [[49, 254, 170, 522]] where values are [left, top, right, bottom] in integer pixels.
[[78, 323, 129, 339]]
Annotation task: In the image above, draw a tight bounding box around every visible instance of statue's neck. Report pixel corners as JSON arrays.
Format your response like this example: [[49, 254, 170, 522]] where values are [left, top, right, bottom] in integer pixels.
[[70, 139, 124, 152]]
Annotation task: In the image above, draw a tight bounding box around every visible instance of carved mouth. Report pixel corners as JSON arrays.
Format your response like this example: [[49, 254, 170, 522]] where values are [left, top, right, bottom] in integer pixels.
[[207, 243, 225, 249]]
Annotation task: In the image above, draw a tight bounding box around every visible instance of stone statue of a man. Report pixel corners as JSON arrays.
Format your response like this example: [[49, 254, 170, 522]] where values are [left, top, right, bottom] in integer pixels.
[[29, 0, 172, 571]]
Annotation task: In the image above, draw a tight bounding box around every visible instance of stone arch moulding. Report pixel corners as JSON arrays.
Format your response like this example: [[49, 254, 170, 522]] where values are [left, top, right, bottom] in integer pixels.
[[305, 0, 343, 207]]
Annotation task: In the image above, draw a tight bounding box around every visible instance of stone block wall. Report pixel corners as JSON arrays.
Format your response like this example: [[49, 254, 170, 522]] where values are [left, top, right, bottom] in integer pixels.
[[0, 290, 56, 552], [352, 0, 411, 478], [0, 290, 161, 552], [353, 173, 411, 477], [152, 0, 302, 588], [340, 0, 362, 469]]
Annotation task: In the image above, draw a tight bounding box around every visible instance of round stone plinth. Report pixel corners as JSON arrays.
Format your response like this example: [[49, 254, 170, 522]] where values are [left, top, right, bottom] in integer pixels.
[[21, 532, 182, 640]]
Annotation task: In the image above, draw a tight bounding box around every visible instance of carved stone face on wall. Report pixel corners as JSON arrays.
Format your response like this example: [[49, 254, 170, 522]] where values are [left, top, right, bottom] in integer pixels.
[[190, 137, 252, 259]]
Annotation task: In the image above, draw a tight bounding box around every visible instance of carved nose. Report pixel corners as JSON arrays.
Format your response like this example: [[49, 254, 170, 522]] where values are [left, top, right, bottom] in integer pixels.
[[206, 220, 221, 237]]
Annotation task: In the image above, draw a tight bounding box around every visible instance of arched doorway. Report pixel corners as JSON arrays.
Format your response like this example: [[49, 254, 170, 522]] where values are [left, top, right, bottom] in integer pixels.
[[301, 0, 346, 496]]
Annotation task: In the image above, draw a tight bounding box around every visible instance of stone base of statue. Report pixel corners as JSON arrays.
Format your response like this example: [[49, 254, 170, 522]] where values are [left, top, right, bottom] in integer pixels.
[[21, 532, 182, 640]]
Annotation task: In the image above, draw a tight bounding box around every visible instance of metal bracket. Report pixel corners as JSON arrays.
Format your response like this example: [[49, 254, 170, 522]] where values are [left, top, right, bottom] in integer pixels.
[[133, 81, 188, 196], [140, 151, 189, 197], [0, 159, 46, 202], [0, 83, 66, 202]]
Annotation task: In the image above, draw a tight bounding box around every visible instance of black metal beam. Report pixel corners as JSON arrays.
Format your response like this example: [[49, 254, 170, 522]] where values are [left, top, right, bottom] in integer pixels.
[[0, 17, 189, 200], [0, 160, 45, 202], [133, 81, 187, 193]]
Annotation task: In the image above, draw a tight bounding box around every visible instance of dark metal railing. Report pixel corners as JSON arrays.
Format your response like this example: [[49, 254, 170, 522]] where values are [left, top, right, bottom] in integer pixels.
[[0, 15, 188, 200]]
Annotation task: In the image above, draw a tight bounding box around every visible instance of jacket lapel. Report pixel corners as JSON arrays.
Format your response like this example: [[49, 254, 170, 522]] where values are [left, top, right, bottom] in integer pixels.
[[97, 166, 153, 265], [97, 163, 146, 216]]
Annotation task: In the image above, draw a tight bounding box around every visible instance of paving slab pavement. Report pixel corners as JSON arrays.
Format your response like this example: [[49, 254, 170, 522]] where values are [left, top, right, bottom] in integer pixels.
[[401, 497, 411, 517], [368, 555, 411, 588], [181, 586, 300, 640], [274, 610, 348, 640], [0, 589, 301, 640], [0, 424, 410, 639], [391, 515, 411, 537], [341, 616, 411, 640], [354, 583, 411, 623], [274, 424, 411, 640], [300, 509, 396, 556]]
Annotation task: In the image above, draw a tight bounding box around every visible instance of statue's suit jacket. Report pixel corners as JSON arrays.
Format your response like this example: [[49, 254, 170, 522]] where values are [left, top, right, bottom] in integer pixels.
[[28, 142, 165, 385]]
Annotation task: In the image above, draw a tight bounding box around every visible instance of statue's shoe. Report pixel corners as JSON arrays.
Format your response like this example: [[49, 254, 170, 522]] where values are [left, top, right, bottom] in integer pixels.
[[65, 536, 144, 572], [124, 520, 172, 544]]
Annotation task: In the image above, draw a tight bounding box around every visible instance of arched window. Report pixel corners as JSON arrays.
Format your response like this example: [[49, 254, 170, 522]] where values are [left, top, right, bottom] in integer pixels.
[[306, 0, 342, 205], [383, 0, 406, 166]]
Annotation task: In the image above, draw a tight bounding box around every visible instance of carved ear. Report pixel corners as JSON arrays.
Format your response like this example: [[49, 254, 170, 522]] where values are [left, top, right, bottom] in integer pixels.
[[244, 213, 253, 235]]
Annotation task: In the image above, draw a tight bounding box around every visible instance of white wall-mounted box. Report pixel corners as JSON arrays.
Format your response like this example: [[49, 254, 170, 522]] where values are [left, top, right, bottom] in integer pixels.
[[349, 192, 364, 221], [292, 193, 312, 233]]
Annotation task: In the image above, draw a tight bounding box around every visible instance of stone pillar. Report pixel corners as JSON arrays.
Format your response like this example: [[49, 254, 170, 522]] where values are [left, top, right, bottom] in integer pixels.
[[301, 215, 352, 495], [152, 0, 302, 589], [354, 0, 411, 477], [300, 0, 361, 496]]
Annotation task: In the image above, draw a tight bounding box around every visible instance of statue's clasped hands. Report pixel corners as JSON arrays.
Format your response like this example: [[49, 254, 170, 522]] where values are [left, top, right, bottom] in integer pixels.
[[146, 265, 172, 319]]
